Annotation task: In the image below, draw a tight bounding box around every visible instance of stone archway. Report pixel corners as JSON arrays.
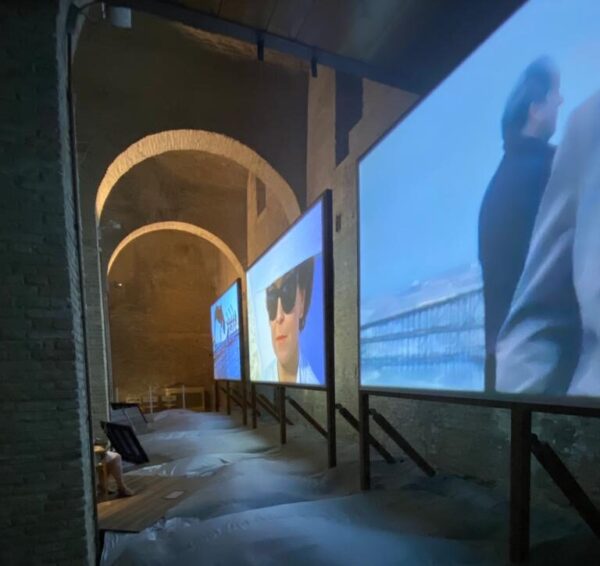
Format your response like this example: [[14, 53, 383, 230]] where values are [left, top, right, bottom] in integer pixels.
[[90, 129, 300, 443], [107, 222, 244, 403], [107, 221, 244, 278], [95, 129, 301, 224]]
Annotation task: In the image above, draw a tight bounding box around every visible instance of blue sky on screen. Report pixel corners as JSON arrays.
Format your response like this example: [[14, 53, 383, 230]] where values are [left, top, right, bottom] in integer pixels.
[[360, 0, 600, 303]]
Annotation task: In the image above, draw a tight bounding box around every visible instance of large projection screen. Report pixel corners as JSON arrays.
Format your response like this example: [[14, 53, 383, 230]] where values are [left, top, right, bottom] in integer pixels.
[[210, 280, 244, 381], [247, 194, 330, 388], [359, 0, 600, 409]]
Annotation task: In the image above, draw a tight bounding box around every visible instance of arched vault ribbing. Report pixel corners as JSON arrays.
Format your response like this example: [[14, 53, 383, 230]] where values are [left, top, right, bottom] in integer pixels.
[[107, 221, 244, 277], [96, 129, 300, 223]]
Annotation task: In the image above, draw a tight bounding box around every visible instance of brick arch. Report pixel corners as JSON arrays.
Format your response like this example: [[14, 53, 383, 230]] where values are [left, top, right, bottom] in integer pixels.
[[107, 221, 244, 277], [95, 129, 300, 223]]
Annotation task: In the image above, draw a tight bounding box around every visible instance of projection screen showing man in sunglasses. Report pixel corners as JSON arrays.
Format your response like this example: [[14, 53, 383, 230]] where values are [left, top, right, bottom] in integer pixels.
[[263, 257, 319, 384], [246, 198, 326, 387]]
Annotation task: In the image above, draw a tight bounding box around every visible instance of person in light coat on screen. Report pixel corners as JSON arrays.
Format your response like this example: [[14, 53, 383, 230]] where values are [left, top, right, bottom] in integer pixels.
[[496, 91, 600, 397]]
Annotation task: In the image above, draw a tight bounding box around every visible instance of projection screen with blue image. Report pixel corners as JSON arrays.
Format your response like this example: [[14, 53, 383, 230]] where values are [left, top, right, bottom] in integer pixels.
[[360, 0, 600, 404], [247, 199, 326, 388], [210, 280, 243, 381]]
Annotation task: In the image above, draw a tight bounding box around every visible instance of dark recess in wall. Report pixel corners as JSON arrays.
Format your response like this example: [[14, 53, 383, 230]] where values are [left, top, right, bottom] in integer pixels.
[[335, 71, 363, 165], [256, 177, 266, 216]]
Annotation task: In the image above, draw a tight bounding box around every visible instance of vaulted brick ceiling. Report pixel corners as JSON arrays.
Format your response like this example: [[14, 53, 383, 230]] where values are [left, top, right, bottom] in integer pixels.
[[99, 151, 248, 267]]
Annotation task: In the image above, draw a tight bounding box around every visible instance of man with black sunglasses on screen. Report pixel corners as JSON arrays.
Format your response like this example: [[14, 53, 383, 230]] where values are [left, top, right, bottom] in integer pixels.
[[264, 257, 319, 385]]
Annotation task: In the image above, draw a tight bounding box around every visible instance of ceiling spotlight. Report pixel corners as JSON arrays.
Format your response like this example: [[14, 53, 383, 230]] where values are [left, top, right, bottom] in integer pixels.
[[103, 4, 132, 29]]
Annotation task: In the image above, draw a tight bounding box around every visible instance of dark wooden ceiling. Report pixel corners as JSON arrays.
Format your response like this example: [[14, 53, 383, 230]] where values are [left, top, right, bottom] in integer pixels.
[[106, 0, 526, 94], [169, 0, 526, 94]]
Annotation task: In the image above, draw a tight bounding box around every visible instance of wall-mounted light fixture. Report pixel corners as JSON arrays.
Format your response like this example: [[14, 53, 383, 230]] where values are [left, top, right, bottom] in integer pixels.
[[102, 3, 132, 29]]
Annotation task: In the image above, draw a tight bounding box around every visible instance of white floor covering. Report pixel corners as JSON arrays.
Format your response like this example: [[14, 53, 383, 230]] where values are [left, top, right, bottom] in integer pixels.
[[101, 409, 599, 565]]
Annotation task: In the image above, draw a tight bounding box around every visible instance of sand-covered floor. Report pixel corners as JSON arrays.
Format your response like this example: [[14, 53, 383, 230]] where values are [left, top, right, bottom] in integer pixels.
[[101, 410, 599, 565]]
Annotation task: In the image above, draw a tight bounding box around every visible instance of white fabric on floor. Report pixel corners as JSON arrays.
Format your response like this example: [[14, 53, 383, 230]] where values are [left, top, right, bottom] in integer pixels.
[[101, 410, 599, 565]]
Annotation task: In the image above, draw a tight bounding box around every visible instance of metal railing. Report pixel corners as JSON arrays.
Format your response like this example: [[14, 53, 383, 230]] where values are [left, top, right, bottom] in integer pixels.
[[361, 287, 485, 386]]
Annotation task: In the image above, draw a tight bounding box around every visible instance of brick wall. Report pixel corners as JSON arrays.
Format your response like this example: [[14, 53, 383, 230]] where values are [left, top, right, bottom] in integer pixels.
[[0, 2, 95, 563], [82, 236, 110, 439]]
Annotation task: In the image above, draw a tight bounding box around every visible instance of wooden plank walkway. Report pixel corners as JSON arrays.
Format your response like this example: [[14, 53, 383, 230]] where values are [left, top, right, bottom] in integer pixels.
[[97, 475, 205, 532]]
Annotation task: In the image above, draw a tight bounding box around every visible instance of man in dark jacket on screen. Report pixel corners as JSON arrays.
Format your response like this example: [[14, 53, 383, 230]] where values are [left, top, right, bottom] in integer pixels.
[[478, 57, 563, 362]]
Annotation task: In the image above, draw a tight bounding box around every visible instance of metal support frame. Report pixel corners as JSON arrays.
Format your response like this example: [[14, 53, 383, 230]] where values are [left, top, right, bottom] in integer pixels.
[[322, 190, 337, 468], [326, 385, 337, 468], [213, 381, 220, 412], [252, 386, 336, 467], [251, 384, 257, 429], [225, 381, 231, 415], [228, 385, 242, 407], [369, 409, 435, 477], [214, 381, 249, 425], [358, 394, 600, 562], [219, 383, 241, 409], [241, 381, 248, 426], [278, 386, 286, 444], [251, 383, 336, 466], [359, 392, 371, 490], [336, 402, 395, 465], [229, 382, 248, 426], [509, 410, 600, 563], [510, 408, 531, 563], [256, 393, 293, 425], [531, 433, 600, 539], [286, 396, 328, 440], [255, 392, 279, 422]]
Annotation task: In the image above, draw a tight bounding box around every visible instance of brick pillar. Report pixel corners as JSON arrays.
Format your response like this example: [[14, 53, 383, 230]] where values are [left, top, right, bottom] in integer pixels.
[[82, 207, 111, 437], [0, 2, 96, 564], [75, 94, 112, 438]]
